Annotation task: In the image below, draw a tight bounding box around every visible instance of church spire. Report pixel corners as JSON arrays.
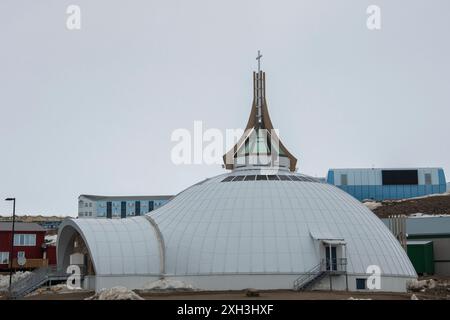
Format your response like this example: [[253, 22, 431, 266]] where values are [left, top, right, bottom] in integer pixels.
[[222, 53, 298, 172]]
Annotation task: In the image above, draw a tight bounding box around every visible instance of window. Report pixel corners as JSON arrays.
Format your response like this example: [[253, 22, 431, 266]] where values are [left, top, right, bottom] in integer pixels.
[[121, 201, 127, 218], [135, 201, 141, 216], [85, 203, 88, 207], [107, 202, 112, 218], [149, 201, 154, 212], [13, 234, 36, 246], [424, 173, 432, 185], [341, 174, 348, 186], [222, 176, 235, 182], [382, 170, 418, 185], [356, 278, 366, 290], [220, 174, 319, 183], [0, 252, 9, 264]]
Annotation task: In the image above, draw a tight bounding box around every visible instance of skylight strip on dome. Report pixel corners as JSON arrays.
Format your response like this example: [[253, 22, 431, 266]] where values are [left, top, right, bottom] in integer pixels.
[[221, 174, 320, 183], [221, 176, 235, 182]]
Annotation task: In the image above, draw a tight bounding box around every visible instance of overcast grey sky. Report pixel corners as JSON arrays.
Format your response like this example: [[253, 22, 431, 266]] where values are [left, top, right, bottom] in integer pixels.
[[1, 0, 449, 216]]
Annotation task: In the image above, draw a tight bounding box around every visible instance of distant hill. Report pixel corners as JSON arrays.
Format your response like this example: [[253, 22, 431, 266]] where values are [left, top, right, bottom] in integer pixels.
[[0, 215, 68, 222], [364, 193, 450, 218]]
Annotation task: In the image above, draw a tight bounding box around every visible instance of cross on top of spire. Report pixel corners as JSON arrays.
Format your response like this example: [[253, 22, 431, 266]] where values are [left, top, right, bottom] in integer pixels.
[[256, 50, 263, 72]]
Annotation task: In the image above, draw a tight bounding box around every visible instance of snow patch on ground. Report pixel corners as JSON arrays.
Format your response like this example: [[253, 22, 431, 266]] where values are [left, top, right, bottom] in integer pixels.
[[408, 212, 450, 218], [407, 279, 437, 292], [384, 192, 450, 203], [45, 234, 57, 244], [142, 278, 197, 291], [85, 286, 144, 300], [362, 201, 383, 211], [0, 272, 32, 292], [26, 283, 83, 297]]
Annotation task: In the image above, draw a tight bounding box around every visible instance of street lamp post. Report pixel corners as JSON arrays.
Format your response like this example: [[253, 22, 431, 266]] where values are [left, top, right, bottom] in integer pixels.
[[5, 198, 16, 296]]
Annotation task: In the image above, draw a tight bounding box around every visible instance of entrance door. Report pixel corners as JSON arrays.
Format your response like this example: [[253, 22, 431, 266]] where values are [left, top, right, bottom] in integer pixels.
[[325, 246, 337, 271]]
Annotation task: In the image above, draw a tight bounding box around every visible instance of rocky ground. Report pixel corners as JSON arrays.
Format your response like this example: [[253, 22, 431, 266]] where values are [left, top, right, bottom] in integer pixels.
[[0, 215, 68, 223], [14, 277, 450, 300], [365, 193, 450, 218], [407, 277, 450, 300]]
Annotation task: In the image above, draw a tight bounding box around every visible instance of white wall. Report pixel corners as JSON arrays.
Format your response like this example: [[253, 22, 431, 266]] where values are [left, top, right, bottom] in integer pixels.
[[87, 273, 413, 293]]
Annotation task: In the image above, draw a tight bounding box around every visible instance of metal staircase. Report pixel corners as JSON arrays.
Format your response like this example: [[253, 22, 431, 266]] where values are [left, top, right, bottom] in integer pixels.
[[8, 266, 69, 299], [293, 260, 327, 291]]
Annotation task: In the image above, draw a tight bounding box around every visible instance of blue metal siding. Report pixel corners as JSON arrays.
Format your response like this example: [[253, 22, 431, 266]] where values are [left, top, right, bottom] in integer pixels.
[[403, 185, 412, 199], [94, 199, 170, 218], [327, 170, 335, 184], [328, 168, 446, 201], [343, 184, 446, 201], [438, 169, 447, 193], [438, 169, 446, 185], [375, 185, 383, 200]]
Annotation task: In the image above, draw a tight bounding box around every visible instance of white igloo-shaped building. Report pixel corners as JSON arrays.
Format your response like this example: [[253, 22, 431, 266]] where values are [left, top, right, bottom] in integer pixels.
[[58, 67, 416, 292]]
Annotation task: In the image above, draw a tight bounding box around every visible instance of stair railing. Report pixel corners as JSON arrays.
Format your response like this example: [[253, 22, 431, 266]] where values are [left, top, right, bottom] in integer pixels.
[[293, 259, 325, 291]]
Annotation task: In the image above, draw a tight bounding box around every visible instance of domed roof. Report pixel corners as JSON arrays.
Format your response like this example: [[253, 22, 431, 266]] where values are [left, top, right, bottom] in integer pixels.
[[57, 59, 416, 292], [149, 168, 416, 277], [58, 217, 163, 276]]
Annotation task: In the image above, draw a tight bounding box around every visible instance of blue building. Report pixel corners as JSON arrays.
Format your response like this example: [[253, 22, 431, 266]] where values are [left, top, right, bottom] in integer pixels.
[[78, 195, 173, 219], [38, 220, 63, 230], [327, 168, 446, 201]]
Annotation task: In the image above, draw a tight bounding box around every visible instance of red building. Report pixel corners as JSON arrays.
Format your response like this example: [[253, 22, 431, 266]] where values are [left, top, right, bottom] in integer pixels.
[[0, 222, 55, 270]]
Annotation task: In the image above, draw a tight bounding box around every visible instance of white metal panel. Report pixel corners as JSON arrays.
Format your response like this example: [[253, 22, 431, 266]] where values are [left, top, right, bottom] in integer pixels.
[[60, 168, 417, 292], [374, 169, 382, 185], [59, 217, 162, 276], [149, 169, 416, 278], [367, 169, 378, 185], [418, 168, 438, 185], [431, 168, 439, 184], [361, 169, 369, 185], [357, 169, 364, 185], [418, 168, 425, 185], [348, 170, 355, 186], [334, 169, 342, 185]]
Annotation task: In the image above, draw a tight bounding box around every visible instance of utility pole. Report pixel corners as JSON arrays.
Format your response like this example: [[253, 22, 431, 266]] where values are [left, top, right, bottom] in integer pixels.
[[5, 197, 16, 297]]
